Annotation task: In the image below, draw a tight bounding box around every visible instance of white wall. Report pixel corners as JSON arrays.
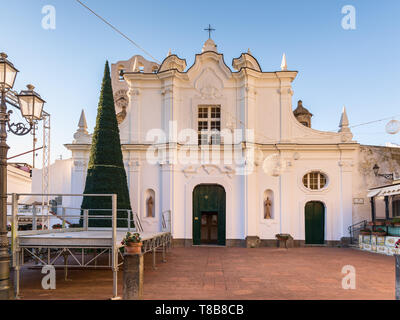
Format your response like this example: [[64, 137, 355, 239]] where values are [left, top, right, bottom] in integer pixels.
[[7, 165, 31, 194], [55, 42, 384, 243]]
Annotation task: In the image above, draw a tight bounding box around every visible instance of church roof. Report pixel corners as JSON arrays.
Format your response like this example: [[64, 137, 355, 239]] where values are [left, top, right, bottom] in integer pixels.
[[293, 100, 313, 117]]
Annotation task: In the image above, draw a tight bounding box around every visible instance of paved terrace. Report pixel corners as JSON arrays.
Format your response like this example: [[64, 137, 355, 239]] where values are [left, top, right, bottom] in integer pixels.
[[14, 247, 395, 300]]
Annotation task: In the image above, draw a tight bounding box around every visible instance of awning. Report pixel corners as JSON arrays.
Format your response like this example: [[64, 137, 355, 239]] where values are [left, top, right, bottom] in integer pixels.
[[368, 183, 400, 198], [367, 189, 382, 198]]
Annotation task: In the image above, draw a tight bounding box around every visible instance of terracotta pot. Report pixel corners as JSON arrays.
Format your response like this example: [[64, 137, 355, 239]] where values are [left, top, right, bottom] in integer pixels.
[[124, 242, 142, 254]]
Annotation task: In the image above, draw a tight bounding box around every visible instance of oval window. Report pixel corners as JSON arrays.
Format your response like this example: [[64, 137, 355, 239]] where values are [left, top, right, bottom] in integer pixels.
[[302, 172, 327, 190]]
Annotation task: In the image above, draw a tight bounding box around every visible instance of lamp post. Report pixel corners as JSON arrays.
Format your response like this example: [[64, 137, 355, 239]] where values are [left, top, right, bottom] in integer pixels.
[[0, 52, 45, 299]]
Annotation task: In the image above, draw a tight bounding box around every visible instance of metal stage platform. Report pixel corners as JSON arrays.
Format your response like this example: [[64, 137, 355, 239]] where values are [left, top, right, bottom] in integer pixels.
[[8, 193, 172, 299]]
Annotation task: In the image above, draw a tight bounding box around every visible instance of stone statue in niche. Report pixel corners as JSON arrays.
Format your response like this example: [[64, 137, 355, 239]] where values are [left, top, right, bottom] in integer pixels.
[[116, 105, 127, 124], [264, 197, 272, 219], [114, 89, 128, 124], [147, 195, 154, 217]]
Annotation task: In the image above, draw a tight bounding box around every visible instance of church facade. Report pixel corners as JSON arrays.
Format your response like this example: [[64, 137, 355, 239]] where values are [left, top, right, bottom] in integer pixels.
[[36, 39, 400, 247]]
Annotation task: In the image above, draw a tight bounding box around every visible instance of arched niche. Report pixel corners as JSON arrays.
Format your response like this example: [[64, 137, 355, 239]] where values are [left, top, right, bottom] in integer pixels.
[[145, 189, 155, 218], [263, 189, 274, 219], [117, 64, 126, 81]]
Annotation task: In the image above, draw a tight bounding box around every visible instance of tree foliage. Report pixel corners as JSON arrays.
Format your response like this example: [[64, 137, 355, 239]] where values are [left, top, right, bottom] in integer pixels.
[[81, 61, 132, 227]]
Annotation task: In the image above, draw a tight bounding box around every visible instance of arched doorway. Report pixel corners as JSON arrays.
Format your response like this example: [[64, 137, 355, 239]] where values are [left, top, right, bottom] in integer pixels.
[[305, 201, 325, 244], [193, 184, 226, 245]]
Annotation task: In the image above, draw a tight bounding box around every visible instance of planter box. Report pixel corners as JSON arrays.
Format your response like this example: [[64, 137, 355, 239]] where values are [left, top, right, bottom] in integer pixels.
[[377, 236, 386, 246], [377, 245, 388, 255], [387, 247, 399, 256], [363, 235, 371, 244], [363, 244, 372, 251], [372, 232, 387, 237], [385, 236, 400, 247]]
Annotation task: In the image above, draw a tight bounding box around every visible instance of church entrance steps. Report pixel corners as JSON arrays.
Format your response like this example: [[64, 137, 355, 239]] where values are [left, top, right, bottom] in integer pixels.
[[192, 245, 226, 248]]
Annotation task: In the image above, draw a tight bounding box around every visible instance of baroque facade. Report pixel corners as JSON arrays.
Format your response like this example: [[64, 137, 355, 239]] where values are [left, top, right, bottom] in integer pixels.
[[33, 39, 400, 247]]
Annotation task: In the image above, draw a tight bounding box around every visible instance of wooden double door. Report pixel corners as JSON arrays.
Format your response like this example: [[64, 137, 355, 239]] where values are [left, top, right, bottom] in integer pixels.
[[305, 201, 325, 244], [193, 184, 226, 245]]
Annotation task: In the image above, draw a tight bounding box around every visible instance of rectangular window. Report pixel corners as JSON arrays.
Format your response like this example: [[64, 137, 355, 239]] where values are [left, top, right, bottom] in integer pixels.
[[393, 195, 400, 217], [198, 105, 221, 145]]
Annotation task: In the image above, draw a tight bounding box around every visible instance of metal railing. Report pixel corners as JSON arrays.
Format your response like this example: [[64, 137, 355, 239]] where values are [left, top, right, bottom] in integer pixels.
[[162, 210, 171, 232], [7, 202, 137, 231], [8, 192, 172, 299], [10, 193, 120, 299], [348, 220, 368, 244]]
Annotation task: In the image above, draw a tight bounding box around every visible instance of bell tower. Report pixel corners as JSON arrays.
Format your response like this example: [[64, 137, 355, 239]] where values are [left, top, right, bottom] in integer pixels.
[[293, 100, 313, 128]]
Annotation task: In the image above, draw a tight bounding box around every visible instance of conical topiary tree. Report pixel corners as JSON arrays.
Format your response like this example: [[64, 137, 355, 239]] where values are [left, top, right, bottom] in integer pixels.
[[81, 61, 132, 227]]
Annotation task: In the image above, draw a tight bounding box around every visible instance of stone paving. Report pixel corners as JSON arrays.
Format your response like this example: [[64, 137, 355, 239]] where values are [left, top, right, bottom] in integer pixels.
[[15, 247, 395, 300]]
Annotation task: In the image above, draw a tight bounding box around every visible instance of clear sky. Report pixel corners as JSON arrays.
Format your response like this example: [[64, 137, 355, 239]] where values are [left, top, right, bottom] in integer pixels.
[[1, 0, 400, 167]]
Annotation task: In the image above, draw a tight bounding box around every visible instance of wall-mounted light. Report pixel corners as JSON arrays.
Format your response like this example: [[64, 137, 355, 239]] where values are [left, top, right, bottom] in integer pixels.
[[373, 164, 394, 181]]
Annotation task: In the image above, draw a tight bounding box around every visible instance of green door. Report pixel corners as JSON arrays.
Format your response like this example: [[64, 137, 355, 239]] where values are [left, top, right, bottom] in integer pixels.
[[193, 184, 226, 246], [305, 201, 325, 244]]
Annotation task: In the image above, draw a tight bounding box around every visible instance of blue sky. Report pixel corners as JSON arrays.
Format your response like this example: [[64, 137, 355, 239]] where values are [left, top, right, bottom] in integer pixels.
[[1, 0, 400, 166]]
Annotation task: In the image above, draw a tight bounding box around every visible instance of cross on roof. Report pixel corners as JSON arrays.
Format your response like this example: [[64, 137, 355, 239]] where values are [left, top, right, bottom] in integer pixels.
[[204, 24, 215, 39]]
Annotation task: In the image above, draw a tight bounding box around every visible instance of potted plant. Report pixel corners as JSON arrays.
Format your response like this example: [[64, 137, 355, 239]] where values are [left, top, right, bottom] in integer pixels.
[[367, 221, 374, 226], [372, 228, 387, 236], [360, 228, 371, 235], [374, 220, 385, 226], [392, 218, 400, 227], [385, 220, 393, 226], [121, 232, 142, 254], [52, 223, 63, 229]]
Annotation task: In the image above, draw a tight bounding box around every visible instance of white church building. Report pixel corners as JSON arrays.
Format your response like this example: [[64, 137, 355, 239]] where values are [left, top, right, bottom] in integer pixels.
[[32, 38, 400, 247]]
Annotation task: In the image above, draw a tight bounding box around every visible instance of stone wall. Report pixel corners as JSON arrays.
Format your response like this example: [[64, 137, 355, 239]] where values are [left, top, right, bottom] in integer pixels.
[[353, 145, 400, 224]]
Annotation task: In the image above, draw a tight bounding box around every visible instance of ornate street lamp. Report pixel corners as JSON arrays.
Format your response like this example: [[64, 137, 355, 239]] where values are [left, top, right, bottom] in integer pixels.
[[0, 52, 45, 299], [0, 53, 18, 90], [17, 84, 45, 123], [373, 164, 394, 181]]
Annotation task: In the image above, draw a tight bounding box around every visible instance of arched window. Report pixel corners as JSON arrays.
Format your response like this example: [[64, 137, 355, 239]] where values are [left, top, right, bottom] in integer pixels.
[[302, 172, 327, 190], [151, 65, 159, 73], [117, 65, 125, 81], [138, 63, 144, 73]]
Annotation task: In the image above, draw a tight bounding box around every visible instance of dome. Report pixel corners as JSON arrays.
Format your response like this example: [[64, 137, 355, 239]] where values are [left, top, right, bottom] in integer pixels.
[[293, 100, 313, 116]]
